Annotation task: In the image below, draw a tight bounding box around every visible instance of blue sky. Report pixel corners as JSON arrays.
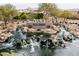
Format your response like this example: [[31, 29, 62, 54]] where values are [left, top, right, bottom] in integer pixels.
[[11, 3, 79, 9], [0, 0, 79, 9]]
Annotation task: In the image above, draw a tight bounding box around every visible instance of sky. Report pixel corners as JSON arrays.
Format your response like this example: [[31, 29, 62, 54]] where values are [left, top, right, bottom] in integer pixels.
[[8, 3, 79, 9], [13, 3, 79, 9], [0, 0, 79, 9]]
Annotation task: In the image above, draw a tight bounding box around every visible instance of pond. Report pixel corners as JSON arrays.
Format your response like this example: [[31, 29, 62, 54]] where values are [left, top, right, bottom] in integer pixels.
[[13, 39, 79, 56], [0, 25, 79, 56]]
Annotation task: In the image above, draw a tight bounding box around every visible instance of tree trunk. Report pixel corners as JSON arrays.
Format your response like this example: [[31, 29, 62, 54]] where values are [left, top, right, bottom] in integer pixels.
[[3, 19, 7, 29]]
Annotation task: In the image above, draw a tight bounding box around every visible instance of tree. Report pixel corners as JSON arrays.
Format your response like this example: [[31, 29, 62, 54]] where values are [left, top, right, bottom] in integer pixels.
[[0, 4, 17, 27], [38, 3, 58, 19], [59, 10, 73, 22], [59, 10, 72, 18]]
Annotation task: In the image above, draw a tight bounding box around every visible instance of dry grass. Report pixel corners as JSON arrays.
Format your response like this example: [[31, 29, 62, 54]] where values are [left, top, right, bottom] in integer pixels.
[[0, 52, 17, 56]]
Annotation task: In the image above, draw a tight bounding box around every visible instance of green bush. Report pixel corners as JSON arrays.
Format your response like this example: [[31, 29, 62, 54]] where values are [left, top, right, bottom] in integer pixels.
[[27, 32, 51, 37], [43, 33, 51, 38], [27, 32, 34, 37], [13, 12, 43, 19]]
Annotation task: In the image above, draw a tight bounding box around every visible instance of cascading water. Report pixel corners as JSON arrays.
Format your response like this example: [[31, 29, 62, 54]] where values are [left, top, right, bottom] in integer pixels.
[[30, 38, 35, 53], [0, 25, 27, 51], [13, 25, 26, 40], [29, 36, 40, 53], [56, 24, 78, 48], [0, 24, 79, 56], [2, 38, 14, 48]]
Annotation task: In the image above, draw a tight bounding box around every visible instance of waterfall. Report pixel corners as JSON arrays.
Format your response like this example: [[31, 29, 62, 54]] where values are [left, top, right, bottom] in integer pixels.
[[18, 29, 26, 40], [10, 25, 27, 47], [30, 39, 35, 53], [2, 38, 15, 48], [29, 36, 40, 53], [30, 45, 35, 53], [56, 24, 77, 44]]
